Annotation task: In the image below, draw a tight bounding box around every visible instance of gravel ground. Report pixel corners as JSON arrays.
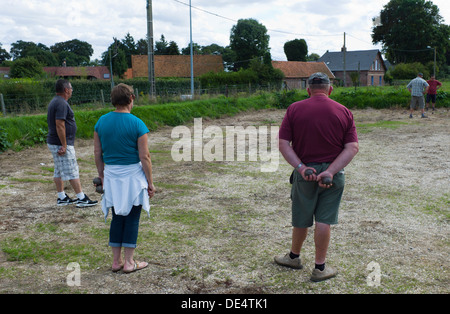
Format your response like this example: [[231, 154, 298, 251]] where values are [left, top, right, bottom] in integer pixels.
[[0, 107, 448, 294]]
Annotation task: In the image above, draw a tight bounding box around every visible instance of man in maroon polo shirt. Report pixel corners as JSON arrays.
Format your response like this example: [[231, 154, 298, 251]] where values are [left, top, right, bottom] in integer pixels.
[[426, 75, 442, 112], [274, 72, 359, 282]]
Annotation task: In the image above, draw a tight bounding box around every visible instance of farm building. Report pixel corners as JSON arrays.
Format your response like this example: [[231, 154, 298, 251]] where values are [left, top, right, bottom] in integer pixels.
[[272, 61, 335, 90], [130, 55, 224, 79], [318, 49, 387, 87], [43, 66, 111, 80]]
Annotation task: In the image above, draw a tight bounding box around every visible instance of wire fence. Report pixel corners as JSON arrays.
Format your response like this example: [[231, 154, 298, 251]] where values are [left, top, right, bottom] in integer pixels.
[[0, 83, 282, 116]]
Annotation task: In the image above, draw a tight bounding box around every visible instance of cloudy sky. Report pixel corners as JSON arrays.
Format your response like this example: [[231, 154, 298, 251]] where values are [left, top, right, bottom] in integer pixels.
[[1, 0, 449, 62]]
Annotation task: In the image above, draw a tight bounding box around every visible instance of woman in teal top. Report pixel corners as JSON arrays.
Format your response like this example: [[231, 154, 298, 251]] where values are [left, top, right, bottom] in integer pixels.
[[94, 83, 155, 273]]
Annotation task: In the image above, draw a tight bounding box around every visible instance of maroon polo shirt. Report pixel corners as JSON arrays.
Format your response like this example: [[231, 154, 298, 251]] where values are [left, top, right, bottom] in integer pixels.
[[279, 95, 358, 164]]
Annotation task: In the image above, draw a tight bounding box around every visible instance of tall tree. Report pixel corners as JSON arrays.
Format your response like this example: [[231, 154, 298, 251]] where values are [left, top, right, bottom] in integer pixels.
[[136, 38, 149, 55], [10, 40, 58, 66], [230, 18, 270, 70], [181, 42, 202, 55], [284, 39, 308, 61], [155, 35, 168, 55], [121, 33, 137, 68], [102, 38, 128, 78], [51, 39, 93, 66], [154, 35, 180, 55], [372, 0, 449, 66], [166, 41, 180, 55], [0, 43, 11, 63]]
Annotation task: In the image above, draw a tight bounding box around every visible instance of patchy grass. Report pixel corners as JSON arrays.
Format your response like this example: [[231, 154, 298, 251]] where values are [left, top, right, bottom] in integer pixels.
[[0, 108, 449, 294]]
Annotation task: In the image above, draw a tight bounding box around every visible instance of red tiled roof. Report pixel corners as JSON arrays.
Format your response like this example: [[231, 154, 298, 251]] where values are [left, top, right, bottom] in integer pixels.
[[43, 66, 110, 80]]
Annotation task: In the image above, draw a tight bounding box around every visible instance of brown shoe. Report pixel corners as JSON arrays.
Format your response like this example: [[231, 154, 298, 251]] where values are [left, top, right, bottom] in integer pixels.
[[310, 265, 337, 282], [274, 253, 303, 269]]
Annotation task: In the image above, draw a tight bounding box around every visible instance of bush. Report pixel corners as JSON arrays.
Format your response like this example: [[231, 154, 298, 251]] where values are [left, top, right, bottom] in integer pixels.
[[389, 63, 430, 80], [199, 66, 283, 89], [0, 126, 12, 152], [9, 57, 45, 79], [0, 79, 52, 113]]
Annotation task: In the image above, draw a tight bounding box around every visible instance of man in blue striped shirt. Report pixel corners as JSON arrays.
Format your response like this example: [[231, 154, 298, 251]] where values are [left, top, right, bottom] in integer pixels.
[[407, 73, 429, 118]]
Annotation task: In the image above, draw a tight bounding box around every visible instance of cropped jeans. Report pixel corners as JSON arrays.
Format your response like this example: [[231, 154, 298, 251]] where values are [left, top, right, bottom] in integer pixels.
[[109, 205, 142, 248]]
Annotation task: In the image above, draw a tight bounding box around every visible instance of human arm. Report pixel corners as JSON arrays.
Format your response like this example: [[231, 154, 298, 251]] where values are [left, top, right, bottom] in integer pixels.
[[93, 131, 104, 185], [316, 142, 359, 188], [55, 119, 67, 155], [278, 139, 316, 181], [138, 133, 155, 198], [406, 82, 412, 93]]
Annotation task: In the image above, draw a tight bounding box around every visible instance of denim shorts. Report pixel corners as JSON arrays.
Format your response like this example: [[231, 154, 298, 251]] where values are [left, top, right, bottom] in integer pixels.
[[290, 163, 345, 228], [109, 205, 142, 248]]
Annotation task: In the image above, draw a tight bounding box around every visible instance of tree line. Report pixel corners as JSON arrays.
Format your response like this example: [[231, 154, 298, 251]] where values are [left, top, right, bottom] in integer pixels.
[[1, 0, 449, 79], [372, 0, 450, 77], [0, 17, 318, 79]]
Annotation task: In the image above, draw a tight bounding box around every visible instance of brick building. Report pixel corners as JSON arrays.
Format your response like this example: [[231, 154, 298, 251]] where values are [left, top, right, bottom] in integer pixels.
[[131, 55, 224, 78]]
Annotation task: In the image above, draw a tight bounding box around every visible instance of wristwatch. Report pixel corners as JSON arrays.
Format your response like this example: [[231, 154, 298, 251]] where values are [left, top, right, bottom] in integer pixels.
[[295, 163, 303, 170]]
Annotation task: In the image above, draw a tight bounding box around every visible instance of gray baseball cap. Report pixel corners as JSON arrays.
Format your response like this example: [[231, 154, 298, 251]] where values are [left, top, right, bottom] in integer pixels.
[[308, 72, 330, 85]]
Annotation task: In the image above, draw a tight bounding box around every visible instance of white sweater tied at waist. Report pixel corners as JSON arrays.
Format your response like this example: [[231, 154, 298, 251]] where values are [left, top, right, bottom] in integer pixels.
[[101, 162, 150, 221]]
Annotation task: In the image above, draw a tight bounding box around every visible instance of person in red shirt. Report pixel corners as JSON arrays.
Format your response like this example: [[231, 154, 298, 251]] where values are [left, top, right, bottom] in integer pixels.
[[426, 75, 442, 112], [274, 72, 359, 282]]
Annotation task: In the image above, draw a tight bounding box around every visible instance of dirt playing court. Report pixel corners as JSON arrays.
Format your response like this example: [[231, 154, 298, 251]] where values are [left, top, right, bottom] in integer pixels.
[[0, 107, 449, 294]]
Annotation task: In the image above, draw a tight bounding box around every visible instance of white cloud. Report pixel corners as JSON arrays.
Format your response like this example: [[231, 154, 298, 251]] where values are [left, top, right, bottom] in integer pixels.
[[1, 0, 449, 61]]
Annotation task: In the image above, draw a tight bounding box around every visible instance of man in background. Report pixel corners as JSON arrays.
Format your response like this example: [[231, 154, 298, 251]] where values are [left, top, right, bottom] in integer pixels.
[[47, 79, 98, 208], [407, 73, 429, 118], [426, 75, 442, 113]]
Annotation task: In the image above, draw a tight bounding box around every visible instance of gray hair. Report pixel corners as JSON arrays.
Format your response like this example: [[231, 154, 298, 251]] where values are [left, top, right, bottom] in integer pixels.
[[55, 79, 71, 93]]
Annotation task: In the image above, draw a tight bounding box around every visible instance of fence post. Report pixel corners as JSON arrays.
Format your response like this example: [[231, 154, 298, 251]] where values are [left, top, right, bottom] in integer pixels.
[[0, 94, 5, 116], [100, 90, 105, 106]]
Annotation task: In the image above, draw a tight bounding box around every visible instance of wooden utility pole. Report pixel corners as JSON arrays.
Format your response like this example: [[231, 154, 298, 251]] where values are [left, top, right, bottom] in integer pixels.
[[147, 0, 156, 98], [189, 0, 194, 97], [343, 32, 347, 87]]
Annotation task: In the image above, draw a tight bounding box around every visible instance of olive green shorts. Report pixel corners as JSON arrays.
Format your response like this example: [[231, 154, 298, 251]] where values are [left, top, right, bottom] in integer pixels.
[[290, 163, 345, 228]]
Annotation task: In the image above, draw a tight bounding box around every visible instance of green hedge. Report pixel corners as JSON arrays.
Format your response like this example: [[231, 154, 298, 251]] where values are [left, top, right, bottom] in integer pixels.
[[273, 87, 450, 109], [0, 78, 200, 113], [1, 87, 449, 152], [0, 93, 278, 151]]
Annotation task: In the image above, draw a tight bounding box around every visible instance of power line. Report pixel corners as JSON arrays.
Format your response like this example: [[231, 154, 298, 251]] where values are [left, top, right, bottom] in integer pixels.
[[172, 0, 237, 23], [172, 0, 341, 38]]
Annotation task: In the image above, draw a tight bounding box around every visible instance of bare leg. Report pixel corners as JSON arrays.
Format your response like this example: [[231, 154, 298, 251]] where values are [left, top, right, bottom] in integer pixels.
[[69, 178, 82, 194], [123, 247, 148, 272], [112, 247, 123, 271], [291, 227, 308, 255], [54, 177, 64, 193], [314, 222, 331, 265]]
